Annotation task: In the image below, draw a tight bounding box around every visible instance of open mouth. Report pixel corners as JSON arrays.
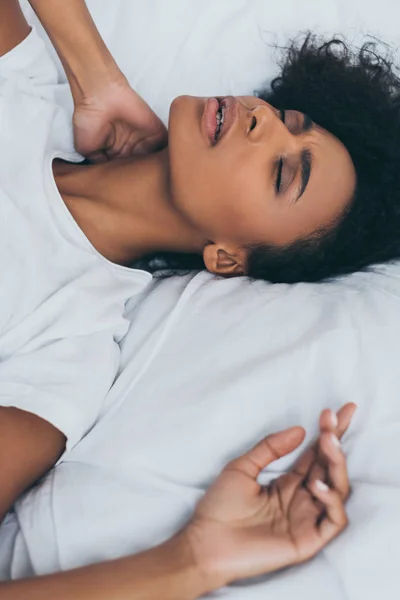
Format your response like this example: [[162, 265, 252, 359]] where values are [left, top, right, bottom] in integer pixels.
[[203, 96, 237, 146], [215, 99, 225, 142]]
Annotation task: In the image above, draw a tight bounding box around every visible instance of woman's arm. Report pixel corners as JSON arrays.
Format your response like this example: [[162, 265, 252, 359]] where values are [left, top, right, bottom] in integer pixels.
[[0, 408, 65, 523], [1, 0, 166, 158], [0, 532, 207, 600], [28, 0, 167, 159], [28, 0, 119, 101], [0, 405, 355, 599], [0, 0, 30, 56]]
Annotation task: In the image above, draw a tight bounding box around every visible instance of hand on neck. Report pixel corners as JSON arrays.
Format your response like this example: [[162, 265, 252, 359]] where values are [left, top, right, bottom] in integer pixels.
[[54, 148, 207, 266]]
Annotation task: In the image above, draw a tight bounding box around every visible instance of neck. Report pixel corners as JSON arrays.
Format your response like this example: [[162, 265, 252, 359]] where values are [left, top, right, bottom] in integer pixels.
[[54, 149, 205, 265]]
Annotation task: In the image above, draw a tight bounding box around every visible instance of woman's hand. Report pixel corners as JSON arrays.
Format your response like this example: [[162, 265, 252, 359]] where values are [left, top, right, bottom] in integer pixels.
[[26, 0, 168, 162], [73, 73, 168, 162], [186, 403, 356, 591]]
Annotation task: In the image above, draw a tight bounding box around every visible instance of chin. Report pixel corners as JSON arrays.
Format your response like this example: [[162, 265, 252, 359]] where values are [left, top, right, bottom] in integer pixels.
[[169, 95, 193, 127], [169, 95, 205, 140], [168, 94, 205, 173]]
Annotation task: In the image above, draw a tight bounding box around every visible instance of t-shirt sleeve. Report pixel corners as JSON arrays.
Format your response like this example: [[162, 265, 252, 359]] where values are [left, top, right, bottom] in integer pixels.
[[0, 262, 142, 450], [0, 26, 59, 98], [0, 331, 120, 452], [0, 263, 144, 454]]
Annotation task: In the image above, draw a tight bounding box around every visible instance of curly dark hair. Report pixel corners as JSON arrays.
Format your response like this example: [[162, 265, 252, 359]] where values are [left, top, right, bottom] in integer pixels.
[[136, 35, 400, 283]]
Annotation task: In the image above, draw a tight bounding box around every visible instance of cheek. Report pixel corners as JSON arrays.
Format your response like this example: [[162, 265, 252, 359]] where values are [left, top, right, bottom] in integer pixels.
[[172, 149, 271, 242]]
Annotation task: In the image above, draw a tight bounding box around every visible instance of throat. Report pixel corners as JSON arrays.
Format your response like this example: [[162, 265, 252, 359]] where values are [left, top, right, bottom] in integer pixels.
[[54, 159, 133, 264], [53, 151, 205, 266]]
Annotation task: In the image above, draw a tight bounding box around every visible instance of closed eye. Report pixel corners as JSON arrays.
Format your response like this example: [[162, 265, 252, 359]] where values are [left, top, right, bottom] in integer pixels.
[[276, 158, 284, 192], [274, 108, 314, 199]]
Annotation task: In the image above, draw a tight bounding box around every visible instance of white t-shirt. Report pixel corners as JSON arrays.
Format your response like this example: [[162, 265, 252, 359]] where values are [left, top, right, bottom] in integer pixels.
[[0, 29, 151, 450]]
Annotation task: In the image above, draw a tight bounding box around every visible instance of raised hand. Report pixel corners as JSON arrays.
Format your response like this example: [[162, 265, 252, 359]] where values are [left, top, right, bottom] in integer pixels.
[[73, 74, 168, 162], [186, 403, 357, 591]]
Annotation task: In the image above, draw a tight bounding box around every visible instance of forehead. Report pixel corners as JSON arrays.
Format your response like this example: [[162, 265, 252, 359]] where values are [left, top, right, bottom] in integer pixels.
[[298, 124, 356, 232]]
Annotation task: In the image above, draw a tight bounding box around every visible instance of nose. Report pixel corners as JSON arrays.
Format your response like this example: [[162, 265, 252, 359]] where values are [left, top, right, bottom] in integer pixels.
[[247, 105, 297, 154]]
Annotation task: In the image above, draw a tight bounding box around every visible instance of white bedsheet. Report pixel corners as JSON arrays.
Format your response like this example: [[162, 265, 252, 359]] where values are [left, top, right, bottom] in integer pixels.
[[20, 1, 400, 598], [113, 270, 400, 600]]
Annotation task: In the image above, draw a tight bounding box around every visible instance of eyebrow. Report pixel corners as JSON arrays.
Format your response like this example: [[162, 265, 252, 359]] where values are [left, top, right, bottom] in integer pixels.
[[293, 114, 314, 202], [294, 148, 313, 203]]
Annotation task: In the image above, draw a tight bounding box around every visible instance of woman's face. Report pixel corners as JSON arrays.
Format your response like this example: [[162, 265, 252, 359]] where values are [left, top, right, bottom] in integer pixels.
[[168, 95, 357, 275]]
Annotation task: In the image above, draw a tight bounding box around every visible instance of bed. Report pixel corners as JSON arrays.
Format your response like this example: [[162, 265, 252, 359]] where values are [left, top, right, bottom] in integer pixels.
[[21, 1, 400, 598]]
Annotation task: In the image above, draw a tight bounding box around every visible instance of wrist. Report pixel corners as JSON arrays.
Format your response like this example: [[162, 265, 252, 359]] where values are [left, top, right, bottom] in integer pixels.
[[68, 57, 123, 104], [163, 528, 217, 599], [184, 520, 231, 593]]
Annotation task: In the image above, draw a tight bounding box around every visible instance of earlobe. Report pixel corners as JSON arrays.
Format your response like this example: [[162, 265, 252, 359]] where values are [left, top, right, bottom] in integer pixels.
[[203, 243, 247, 277]]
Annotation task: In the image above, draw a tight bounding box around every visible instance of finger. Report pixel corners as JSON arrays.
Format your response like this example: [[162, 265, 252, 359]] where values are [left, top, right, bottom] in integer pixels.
[[306, 409, 338, 485], [290, 404, 356, 491], [319, 408, 338, 434], [319, 432, 350, 499], [309, 480, 348, 543], [132, 132, 168, 156], [293, 408, 338, 479], [84, 148, 110, 164], [314, 403, 357, 469], [309, 408, 338, 482], [227, 427, 305, 479], [335, 403, 358, 439], [320, 403, 357, 439], [106, 142, 132, 160], [312, 403, 356, 481]]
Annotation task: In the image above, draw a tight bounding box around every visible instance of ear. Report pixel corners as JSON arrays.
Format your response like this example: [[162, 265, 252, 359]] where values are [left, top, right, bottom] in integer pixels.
[[203, 243, 248, 277]]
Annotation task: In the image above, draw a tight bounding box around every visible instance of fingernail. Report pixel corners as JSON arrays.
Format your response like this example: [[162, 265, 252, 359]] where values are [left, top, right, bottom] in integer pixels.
[[315, 480, 329, 493], [330, 411, 338, 428], [330, 433, 341, 449]]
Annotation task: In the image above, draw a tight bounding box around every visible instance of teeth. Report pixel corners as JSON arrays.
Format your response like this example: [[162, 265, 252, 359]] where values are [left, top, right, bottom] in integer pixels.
[[216, 106, 224, 128], [215, 105, 225, 141]]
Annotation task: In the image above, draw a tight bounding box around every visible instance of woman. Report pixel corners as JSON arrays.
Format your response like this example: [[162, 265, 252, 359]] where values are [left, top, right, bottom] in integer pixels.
[[14, 3, 400, 286], [0, 0, 384, 596]]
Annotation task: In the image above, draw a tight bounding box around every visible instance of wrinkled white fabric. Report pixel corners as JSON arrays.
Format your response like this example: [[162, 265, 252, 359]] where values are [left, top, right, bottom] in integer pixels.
[[2, 2, 399, 598]]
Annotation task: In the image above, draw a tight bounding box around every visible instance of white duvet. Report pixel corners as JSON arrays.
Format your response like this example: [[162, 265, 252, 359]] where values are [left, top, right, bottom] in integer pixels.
[[21, 0, 400, 598]]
